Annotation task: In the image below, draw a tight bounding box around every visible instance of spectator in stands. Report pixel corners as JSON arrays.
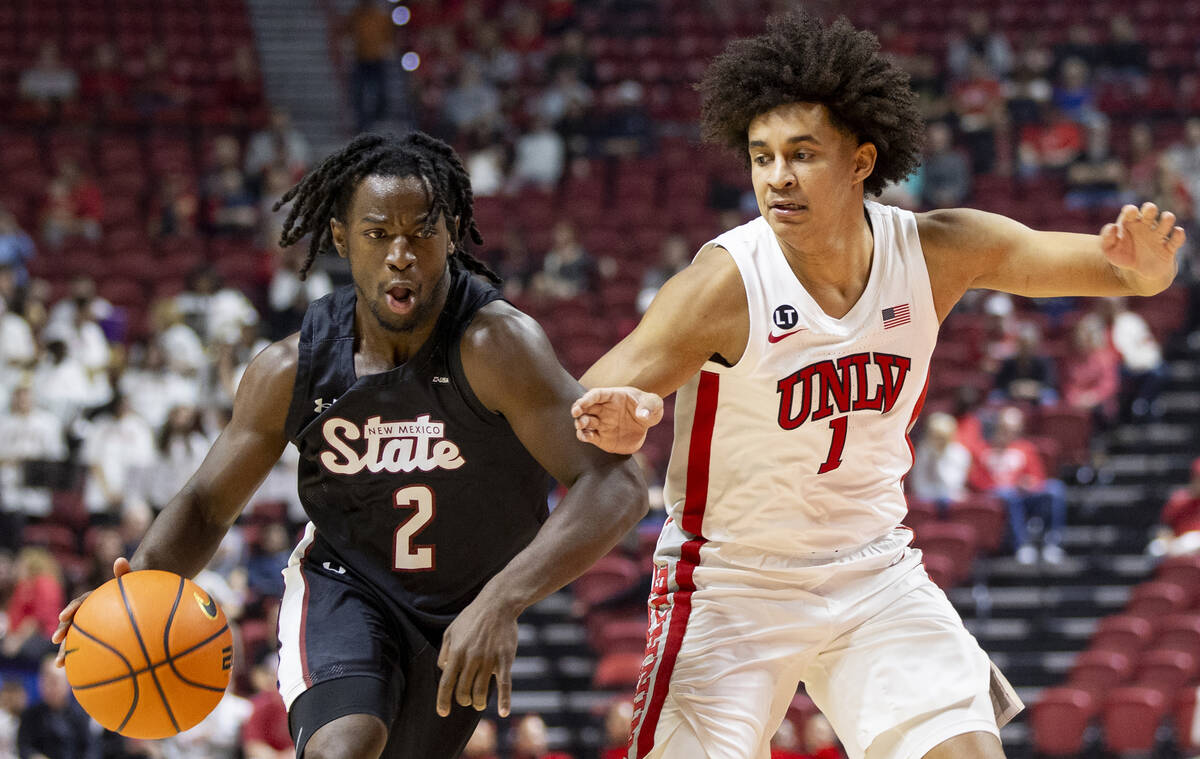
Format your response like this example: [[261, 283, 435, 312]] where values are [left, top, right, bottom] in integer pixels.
[[159, 682, 253, 759], [970, 406, 1067, 565], [1052, 57, 1102, 129], [911, 412, 971, 516], [769, 717, 804, 759], [509, 114, 567, 192], [1005, 41, 1054, 131], [265, 244, 333, 340], [1062, 313, 1121, 430], [546, 28, 596, 86], [174, 265, 259, 346], [2, 549, 64, 664], [949, 55, 1005, 174], [508, 6, 548, 69], [1052, 24, 1101, 77], [597, 80, 654, 157], [1125, 122, 1160, 201], [133, 43, 190, 117], [1065, 123, 1127, 210], [638, 233, 691, 313], [462, 123, 508, 197], [600, 699, 633, 759], [1149, 456, 1200, 557], [1101, 297, 1166, 420], [46, 276, 112, 337], [82, 526, 124, 595], [216, 44, 264, 121], [342, 0, 396, 133], [206, 166, 259, 237], [0, 206, 36, 287], [462, 718, 499, 759], [443, 61, 503, 137], [0, 679, 26, 759], [800, 714, 843, 759], [119, 341, 201, 432], [1016, 104, 1085, 180], [80, 393, 154, 523], [242, 654, 291, 759], [148, 173, 199, 239], [920, 121, 971, 208], [39, 178, 98, 251], [534, 221, 594, 299], [145, 405, 210, 511], [980, 292, 1019, 373], [0, 271, 36, 407], [245, 522, 289, 599], [31, 340, 99, 426], [16, 655, 92, 759], [81, 42, 129, 113], [18, 42, 79, 114], [1098, 15, 1148, 84], [244, 108, 311, 187], [43, 289, 111, 379], [511, 714, 573, 759], [536, 68, 594, 127], [946, 11, 1013, 81], [466, 23, 521, 87], [0, 385, 67, 532], [992, 322, 1059, 405]]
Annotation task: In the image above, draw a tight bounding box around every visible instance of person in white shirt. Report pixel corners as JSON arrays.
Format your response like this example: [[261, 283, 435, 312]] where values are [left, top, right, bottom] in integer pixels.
[[30, 340, 102, 426], [119, 342, 202, 431], [81, 395, 155, 520], [146, 405, 212, 511], [911, 412, 972, 515], [0, 385, 67, 522], [1102, 296, 1166, 419], [0, 302, 35, 408]]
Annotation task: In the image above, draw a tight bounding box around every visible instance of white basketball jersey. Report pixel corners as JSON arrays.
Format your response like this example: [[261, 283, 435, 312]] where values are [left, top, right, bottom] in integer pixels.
[[662, 201, 938, 557]]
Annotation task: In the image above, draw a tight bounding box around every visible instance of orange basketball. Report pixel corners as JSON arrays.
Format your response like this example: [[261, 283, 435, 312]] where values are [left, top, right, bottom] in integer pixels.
[[62, 570, 234, 739]]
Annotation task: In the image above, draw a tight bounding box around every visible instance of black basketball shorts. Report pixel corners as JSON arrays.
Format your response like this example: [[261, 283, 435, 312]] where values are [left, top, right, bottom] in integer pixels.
[[277, 525, 480, 758]]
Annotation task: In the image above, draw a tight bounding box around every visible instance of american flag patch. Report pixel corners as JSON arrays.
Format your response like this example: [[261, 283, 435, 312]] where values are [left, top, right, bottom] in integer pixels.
[[882, 304, 911, 329]]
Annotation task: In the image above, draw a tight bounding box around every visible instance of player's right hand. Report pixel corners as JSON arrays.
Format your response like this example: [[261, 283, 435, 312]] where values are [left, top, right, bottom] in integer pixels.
[[571, 386, 664, 455], [53, 557, 131, 668]]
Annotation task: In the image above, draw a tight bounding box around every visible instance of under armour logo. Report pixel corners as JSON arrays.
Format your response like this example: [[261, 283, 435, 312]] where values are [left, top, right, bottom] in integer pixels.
[[314, 398, 334, 413]]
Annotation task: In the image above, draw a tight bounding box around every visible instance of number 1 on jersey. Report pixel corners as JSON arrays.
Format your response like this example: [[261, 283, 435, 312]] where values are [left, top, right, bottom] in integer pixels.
[[818, 417, 847, 474], [393, 485, 435, 571]]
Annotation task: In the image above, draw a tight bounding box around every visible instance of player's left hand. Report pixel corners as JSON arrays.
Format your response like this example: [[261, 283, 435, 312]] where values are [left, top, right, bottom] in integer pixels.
[[435, 595, 519, 718], [1100, 202, 1186, 295]]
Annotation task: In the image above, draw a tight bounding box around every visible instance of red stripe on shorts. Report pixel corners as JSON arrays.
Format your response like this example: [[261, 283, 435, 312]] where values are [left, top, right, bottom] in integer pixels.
[[681, 370, 719, 537], [632, 537, 704, 759], [297, 539, 316, 685]]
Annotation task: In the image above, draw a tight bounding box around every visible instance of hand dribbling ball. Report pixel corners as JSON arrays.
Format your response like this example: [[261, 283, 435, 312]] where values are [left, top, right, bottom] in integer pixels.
[[63, 570, 234, 739]]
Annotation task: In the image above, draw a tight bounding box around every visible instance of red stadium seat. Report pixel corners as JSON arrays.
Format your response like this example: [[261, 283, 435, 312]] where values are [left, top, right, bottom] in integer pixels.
[[904, 496, 938, 532], [920, 551, 958, 590], [1068, 649, 1134, 697], [593, 617, 649, 655], [22, 523, 77, 553], [947, 497, 1007, 553], [1156, 555, 1200, 591], [1176, 689, 1200, 754], [593, 652, 644, 690], [1137, 650, 1198, 699], [1156, 614, 1200, 655], [573, 554, 643, 607], [913, 521, 978, 584], [1127, 580, 1192, 618], [1090, 615, 1155, 657], [1031, 687, 1095, 757], [1102, 687, 1168, 754]]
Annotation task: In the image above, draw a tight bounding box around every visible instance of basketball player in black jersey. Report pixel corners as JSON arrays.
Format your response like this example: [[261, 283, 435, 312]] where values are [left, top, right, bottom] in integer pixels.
[[53, 132, 648, 759]]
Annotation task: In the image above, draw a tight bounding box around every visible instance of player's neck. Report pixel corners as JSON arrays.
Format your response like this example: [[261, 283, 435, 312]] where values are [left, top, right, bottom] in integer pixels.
[[354, 281, 449, 373], [776, 208, 874, 299]]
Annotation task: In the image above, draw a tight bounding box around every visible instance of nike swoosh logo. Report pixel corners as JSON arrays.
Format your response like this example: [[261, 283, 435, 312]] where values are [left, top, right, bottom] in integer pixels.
[[767, 328, 807, 343], [194, 592, 218, 620], [63, 647, 78, 658]]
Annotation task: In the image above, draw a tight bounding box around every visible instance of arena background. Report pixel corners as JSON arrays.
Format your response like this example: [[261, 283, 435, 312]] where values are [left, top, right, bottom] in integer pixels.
[[1, 0, 1199, 757]]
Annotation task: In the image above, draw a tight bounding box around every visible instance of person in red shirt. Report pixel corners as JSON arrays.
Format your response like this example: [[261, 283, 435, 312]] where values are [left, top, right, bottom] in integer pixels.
[[1062, 313, 1121, 429], [2, 548, 64, 664], [242, 654, 292, 759], [970, 406, 1068, 564], [1154, 457, 1200, 556]]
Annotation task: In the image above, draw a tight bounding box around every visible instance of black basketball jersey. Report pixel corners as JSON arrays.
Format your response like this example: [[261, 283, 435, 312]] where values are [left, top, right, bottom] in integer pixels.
[[283, 267, 550, 626]]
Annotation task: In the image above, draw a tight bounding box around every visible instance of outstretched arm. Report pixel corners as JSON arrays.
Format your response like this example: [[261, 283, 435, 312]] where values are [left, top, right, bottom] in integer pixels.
[[53, 336, 297, 663], [435, 302, 648, 718], [572, 244, 749, 453], [919, 203, 1185, 321]]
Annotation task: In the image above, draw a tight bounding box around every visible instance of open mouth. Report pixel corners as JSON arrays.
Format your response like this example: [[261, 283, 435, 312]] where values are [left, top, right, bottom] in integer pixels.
[[770, 201, 807, 213], [385, 286, 415, 314]]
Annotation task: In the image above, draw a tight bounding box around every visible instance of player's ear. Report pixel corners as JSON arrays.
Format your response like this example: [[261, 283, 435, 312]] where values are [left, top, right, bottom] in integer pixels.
[[330, 217, 348, 259], [852, 142, 877, 186]]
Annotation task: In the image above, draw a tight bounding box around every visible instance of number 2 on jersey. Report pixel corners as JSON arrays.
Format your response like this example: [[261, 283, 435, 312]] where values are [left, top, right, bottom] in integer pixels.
[[393, 485, 435, 571], [817, 417, 847, 474]]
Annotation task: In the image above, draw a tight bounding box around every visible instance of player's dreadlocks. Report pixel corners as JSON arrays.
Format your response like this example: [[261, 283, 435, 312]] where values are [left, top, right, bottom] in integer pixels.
[[697, 11, 924, 197], [275, 131, 501, 283]]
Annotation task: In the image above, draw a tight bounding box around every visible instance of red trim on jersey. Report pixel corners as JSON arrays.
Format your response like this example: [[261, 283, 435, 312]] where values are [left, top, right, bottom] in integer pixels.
[[681, 371, 719, 537], [902, 373, 931, 480], [632, 537, 705, 759], [297, 538, 316, 685]]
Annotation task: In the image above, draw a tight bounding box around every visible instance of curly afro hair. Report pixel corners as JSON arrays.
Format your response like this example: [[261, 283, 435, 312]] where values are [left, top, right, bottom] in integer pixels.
[[697, 11, 924, 197]]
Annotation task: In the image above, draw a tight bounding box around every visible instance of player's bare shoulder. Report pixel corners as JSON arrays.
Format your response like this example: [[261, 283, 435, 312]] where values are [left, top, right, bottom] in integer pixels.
[[459, 301, 562, 413], [648, 242, 750, 365]]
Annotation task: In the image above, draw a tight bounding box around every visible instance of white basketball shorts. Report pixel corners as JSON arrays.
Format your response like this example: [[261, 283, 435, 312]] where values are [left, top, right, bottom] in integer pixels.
[[624, 523, 1020, 759]]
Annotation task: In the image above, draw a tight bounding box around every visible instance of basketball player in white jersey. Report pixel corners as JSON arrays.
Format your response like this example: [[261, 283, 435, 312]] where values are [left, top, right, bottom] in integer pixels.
[[571, 12, 1185, 759]]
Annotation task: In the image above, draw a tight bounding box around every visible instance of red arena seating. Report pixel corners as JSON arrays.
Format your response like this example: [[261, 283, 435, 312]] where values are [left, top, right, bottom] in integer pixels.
[[593, 652, 644, 690], [1126, 580, 1192, 618], [1102, 687, 1168, 754], [1068, 649, 1134, 697], [1031, 687, 1095, 757], [1090, 615, 1156, 657]]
